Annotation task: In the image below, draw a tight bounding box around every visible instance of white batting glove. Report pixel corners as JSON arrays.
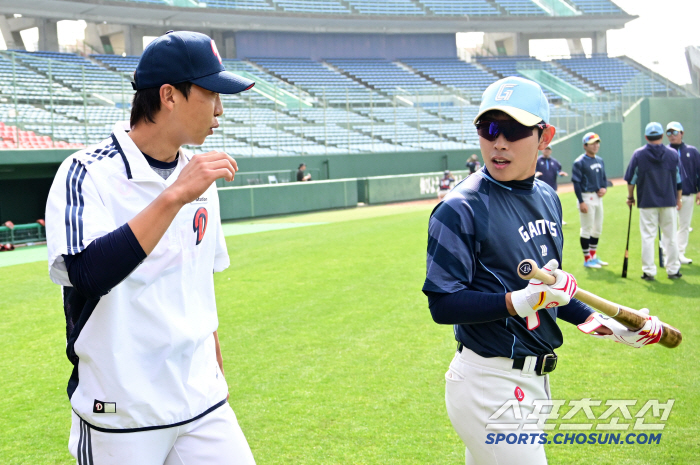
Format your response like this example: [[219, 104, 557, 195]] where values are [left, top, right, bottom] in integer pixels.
[[577, 309, 663, 348], [511, 259, 578, 330]]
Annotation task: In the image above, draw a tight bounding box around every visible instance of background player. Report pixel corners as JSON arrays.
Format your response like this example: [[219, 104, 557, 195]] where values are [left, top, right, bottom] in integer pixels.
[[535, 145, 569, 224], [423, 77, 661, 465], [466, 154, 481, 174], [666, 121, 700, 264], [626, 122, 683, 280], [46, 31, 257, 464], [438, 170, 455, 199], [572, 133, 608, 268], [535, 145, 568, 190]]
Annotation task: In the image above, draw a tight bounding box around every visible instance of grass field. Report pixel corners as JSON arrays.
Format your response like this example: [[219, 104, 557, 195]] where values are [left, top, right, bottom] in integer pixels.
[[0, 185, 698, 464]]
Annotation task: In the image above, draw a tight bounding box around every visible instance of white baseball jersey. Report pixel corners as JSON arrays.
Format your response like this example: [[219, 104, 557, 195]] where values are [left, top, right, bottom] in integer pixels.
[[46, 121, 230, 431]]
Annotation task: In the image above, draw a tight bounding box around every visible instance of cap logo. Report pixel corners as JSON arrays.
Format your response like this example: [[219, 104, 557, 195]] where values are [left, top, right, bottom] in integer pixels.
[[210, 40, 222, 65], [495, 84, 517, 101]]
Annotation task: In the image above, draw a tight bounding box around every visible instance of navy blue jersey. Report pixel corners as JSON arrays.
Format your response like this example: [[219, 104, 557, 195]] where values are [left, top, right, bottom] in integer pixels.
[[572, 154, 607, 193], [423, 169, 565, 359], [670, 143, 700, 195], [625, 144, 681, 208], [536, 156, 563, 190]]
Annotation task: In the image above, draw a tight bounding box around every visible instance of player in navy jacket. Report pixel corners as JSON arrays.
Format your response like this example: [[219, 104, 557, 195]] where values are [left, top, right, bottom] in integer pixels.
[[571, 133, 608, 268], [535, 146, 568, 190], [424, 77, 662, 465], [666, 121, 700, 264], [625, 122, 683, 280]]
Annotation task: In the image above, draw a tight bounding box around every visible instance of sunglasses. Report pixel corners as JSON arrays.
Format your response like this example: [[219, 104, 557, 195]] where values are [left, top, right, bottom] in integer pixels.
[[476, 120, 549, 142], [666, 130, 681, 136]]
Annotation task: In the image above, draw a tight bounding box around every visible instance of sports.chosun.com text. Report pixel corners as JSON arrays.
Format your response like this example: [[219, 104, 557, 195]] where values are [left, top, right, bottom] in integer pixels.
[[485, 432, 662, 446]]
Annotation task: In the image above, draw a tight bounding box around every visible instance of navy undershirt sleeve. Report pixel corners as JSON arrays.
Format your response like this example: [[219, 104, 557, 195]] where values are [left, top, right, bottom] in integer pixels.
[[572, 181, 584, 203], [426, 289, 511, 325], [62, 223, 147, 300], [557, 298, 594, 326]]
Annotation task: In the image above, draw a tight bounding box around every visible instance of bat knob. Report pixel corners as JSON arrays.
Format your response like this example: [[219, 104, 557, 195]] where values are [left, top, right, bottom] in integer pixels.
[[518, 259, 538, 280]]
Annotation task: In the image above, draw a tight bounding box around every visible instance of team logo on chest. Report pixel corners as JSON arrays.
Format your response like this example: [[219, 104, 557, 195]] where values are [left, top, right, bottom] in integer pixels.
[[193, 207, 208, 245], [518, 219, 558, 243]]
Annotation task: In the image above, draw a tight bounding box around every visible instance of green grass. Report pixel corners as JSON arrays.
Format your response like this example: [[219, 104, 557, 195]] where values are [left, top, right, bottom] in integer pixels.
[[0, 186, 698, 464]]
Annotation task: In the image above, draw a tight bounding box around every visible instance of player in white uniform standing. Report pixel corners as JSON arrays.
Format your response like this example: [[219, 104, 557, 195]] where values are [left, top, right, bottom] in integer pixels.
[[572, 133, 609, 268], [423, 77, 663, 465], [666, 121, 700, 264], [46, 31, 256, 464]]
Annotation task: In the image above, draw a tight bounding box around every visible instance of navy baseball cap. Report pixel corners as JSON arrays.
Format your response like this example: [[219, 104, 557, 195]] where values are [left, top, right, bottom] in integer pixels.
[[645, 122, 663, 137], [133, 31, 255, 94]]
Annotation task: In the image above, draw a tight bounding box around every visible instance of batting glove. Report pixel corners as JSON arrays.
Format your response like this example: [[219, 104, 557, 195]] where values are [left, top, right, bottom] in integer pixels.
[[511, 259, 578, 330], [577, 309, 663, 348]]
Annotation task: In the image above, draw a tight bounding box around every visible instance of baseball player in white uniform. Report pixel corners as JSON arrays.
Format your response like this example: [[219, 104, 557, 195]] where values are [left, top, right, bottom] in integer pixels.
[[46, 31, 256, 464], [423, 77, 663, 465], [666, 121, 700, 264]]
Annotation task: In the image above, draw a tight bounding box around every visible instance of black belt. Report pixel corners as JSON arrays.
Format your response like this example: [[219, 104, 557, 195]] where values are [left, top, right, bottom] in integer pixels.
[[458, 343, 557, 376]]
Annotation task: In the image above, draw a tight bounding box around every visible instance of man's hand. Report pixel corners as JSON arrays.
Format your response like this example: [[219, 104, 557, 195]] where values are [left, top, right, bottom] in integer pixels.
[[696, 192, 700, 205], [535, 171, 543, 178], [510, 259, 578, 330], [677, 199, 683, 210], [559, 171, 569, 177], [169, 151, 237, 205], [579, 202, 588, 213], [626, 196, 635, 207], [597, 187, 607, 197], [577, 310, 662, 348]]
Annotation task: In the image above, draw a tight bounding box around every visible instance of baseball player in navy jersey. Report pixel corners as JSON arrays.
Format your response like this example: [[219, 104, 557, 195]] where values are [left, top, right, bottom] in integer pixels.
[[625, 122, 683, 280], [535, 146, 568, 191], [423, 77, 662, 465], [438, 170, 456, 199], [666, 121, 700, 264], [572, 133, 608, 268], [46, 31, 257, 464]]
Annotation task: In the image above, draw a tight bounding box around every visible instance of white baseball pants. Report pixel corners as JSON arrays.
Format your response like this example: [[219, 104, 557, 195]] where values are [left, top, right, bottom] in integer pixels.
[[677, 195, 695, 255], [578, 193, 603, 239], [69, 403, 255, 465], [639, 207, 680, 276], [445, 348, 551, 465]]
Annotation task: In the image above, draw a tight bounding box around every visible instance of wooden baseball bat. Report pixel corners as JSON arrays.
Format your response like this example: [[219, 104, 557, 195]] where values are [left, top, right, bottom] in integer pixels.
[[622, 204, 632, 278], [658, 227, 665, 268], [517, 259, 682, 349]]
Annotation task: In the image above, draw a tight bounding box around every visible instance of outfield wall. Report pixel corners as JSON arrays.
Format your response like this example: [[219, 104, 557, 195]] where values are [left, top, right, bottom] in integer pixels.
[[358, 170, 470, 204], [218, 178, 358, 220]]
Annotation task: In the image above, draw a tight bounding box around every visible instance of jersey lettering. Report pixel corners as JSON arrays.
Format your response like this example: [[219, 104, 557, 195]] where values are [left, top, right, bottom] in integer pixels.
[[518, 220, 558, 242]]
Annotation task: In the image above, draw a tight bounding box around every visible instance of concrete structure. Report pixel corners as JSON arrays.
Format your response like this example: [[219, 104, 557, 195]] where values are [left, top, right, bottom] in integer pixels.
[[0, 0, 634, 58]]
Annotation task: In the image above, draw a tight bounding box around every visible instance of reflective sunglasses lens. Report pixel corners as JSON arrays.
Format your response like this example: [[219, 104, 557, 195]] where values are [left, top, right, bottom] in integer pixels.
[[667, 130, 679, 136], [477, 121, 534, 142]]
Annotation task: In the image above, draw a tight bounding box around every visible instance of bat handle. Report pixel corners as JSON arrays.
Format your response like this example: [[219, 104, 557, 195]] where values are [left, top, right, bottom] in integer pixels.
[[517, 259, 556, 284]]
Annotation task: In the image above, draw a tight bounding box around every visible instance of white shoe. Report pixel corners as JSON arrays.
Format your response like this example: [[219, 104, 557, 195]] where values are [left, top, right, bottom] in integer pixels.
[[562, 220, 567, 225], [680, 255, 693, 265]]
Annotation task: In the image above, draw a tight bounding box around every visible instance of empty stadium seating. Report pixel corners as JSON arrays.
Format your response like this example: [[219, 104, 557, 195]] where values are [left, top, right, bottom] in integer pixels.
[[556, 55, 670, 95], [0, 49, 686, 155], [401, 58, 498, 100]]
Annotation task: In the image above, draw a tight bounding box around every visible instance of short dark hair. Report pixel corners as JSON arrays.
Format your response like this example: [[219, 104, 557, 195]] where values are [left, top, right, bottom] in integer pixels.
[[646, 134, 663, 142], [130, 82, 192, 127]]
